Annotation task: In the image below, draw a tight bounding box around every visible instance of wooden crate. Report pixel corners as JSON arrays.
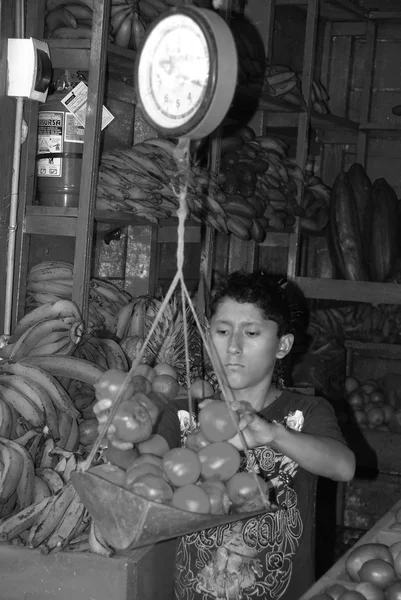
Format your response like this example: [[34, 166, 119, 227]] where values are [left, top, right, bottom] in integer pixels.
[[300, 498, 401, 599], [0, 538, 177, 600], [345, 340, 401, 381]]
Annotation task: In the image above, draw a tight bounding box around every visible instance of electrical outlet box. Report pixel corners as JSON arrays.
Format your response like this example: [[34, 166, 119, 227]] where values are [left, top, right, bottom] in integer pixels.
[[7, 37, 52, 102]]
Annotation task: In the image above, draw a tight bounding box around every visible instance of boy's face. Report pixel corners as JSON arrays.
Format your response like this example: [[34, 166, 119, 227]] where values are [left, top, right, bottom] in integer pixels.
[[209, 298, 293, 395]]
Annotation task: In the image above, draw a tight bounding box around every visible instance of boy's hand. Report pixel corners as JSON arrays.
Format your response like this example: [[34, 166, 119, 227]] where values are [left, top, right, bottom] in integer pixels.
[[227, 401, 277, 450], [93, 397, 134, 451]]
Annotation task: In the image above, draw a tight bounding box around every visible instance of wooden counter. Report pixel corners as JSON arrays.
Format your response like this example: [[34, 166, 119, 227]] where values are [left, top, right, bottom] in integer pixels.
[[300, 498, 401, 599], [0, 537, 177, 600]]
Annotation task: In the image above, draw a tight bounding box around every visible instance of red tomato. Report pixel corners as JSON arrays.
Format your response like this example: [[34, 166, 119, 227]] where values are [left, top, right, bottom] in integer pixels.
[[163, 448, 201, 487], [111, 400, 153, 443], [198, 401, 239, 443], [186, 428, 210, 452], [89, 463, 127, 487], [198, 442, 241, 482], [338, 592, 365, 600], [133, 392, 159, 425], [129, 473, 174, 503], [200, 478, 231, 515], [94, 369, 134, 403], [355, 582, 385, 600], [358, 559, 396, 589], [172, 484, 211, 514], [226, 472, 271, 513], [104, 444, 140, 470], [386, 580, 401, 600], [323, 583, 347, 600], [125, 463, 163, 488]]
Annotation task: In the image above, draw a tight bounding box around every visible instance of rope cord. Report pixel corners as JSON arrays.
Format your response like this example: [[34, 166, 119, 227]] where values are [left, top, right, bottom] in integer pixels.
[[80, 136, 270, 509]]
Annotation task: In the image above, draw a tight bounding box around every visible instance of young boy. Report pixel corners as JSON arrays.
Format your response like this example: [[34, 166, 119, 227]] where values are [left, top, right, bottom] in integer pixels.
[[155, 271, 355, 600]]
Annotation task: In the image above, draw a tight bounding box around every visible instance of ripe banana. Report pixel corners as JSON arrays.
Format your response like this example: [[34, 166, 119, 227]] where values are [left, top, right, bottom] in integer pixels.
[[116, 300, 136, 339], [226, 217, 252, 241], [0, 441, 24, 502], [61, 2, 93, 21], [45, 7, 78, 35], [0, 490, 17, 519], [37, 437, 56, 469], [27, 483, 77, 549], [27, 265, 73, 284], [114, 10, 133, 48], [27, 280, 73, 297], [33, 474, 52, 503], [0, 436, 35, 509], [0, 383, 45, 429], [35, 467, 64, 494], [10, 316, 76, 361], [131, 11, 147, 51], [42, 491, 86, 554], [12, 299, 81, 341], [0, 361, 81, 420], [0, 496, 51, 542], [64, 417, 80, 453], [110, 4, 132, 35], [46, 0, 93, 11], [21, 354, 104, 386], [0, 374, 60, 441], [50, 25, 94, 39], [98, 338, 129, 371], [88, 519, 114, 557], [0, 398, 14, 438], [57, 412, 74, 451]]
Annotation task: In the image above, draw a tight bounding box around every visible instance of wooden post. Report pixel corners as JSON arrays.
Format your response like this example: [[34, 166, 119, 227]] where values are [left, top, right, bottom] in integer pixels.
[[72, 0, 110, 320], [356, 21, 377, 167], [287, 0, 319, 280]]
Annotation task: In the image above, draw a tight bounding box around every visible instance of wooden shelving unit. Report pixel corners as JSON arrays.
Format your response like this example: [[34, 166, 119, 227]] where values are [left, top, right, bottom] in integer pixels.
[[13, 0, 401, 324]]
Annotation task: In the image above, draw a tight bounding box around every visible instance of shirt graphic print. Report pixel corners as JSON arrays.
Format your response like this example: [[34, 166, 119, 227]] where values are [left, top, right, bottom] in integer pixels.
[[174, 410, 305, 600]]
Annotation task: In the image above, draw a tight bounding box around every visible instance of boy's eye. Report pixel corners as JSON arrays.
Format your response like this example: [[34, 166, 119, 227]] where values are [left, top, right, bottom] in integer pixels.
[[246, 331, 259, 337], [216, 328, 229, 335]]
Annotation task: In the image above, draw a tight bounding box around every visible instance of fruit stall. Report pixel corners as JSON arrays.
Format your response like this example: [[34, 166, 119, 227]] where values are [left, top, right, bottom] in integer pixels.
[[2, 0, 401, 599]]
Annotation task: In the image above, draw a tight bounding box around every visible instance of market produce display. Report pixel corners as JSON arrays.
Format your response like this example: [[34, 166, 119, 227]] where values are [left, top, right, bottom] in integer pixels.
[[308, 527, 401, 600], [308, 303, 401, 349], [344, 375, 400, 432], [96, 129, 329, 239], [328, 165, 401, 282]]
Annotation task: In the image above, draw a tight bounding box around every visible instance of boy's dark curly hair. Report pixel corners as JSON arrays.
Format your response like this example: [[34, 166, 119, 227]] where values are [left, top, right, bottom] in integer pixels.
[[210, 270, 294, 338]]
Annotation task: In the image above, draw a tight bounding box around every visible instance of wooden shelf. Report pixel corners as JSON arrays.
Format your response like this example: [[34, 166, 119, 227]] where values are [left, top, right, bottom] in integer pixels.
[[24, 206, 201, 241], [47, 39, 137, 81], [275, 0, 369, 22], [293, 276, 401, 305], [265, 108, 359, 131]]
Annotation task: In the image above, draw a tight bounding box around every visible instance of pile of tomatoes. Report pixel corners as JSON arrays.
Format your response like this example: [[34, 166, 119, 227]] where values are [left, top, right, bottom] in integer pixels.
[[344, 375, 401, 432], [310, 536, 401, 600], [90, 366, 270, 515]]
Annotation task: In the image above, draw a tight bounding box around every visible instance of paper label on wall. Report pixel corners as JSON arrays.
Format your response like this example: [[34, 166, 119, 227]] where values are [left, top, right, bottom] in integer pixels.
[[61, 81, 114, 130], [37, 110, 63, 177], [64, 112, 85, 143]]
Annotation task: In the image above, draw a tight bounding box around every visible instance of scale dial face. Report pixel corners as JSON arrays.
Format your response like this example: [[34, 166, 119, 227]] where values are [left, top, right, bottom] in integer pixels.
[[137, 13, 213, 134]]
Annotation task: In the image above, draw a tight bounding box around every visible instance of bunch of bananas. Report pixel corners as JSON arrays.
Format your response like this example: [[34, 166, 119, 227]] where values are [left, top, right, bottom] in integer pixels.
[[25, 261, 132, 336], [301, 175, 331, 232], [0, 337, 119, 555], [43, 0, 113, 42], [218, 125, 331, 238], [263, 65, 330, 114], [263, 66, 305, 108], [44, 0, 212, 48], [97, 137, 229, 235]]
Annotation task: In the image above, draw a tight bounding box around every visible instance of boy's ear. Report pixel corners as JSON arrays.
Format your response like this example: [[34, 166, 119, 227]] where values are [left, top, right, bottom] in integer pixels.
[[276, 334, 294, 359]]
